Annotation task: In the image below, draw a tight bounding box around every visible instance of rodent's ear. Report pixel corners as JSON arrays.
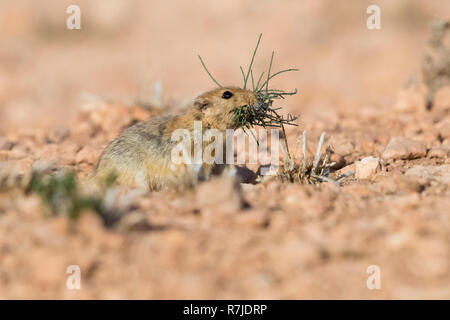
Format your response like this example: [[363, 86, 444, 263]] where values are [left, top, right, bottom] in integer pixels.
[[194, 97, 210, 111]]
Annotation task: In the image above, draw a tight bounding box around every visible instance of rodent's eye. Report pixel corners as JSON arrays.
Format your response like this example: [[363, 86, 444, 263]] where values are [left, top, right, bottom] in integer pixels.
[[222, 91, 233, 99]]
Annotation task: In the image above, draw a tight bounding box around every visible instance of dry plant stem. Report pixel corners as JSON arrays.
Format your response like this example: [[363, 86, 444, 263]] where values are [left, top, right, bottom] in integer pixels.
[[280, 140, 294, 171], [300, 131, 307, 177], [312, 132, 326, 174], [293, 135, 302, 162], [278, 130, 349, 185]]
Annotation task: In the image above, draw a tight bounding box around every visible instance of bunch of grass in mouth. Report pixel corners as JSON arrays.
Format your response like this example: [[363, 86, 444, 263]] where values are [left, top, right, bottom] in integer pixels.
[[198, 33, 299, 153]]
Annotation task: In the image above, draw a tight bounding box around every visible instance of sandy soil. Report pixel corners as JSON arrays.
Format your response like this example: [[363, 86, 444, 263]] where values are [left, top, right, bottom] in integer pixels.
[[0, 0, 449, 299]]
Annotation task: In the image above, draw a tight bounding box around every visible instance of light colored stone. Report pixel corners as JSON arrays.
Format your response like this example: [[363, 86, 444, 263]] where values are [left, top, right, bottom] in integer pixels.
[[36, 144, 59, 161], [58, 143, 81, 165], [240, 183, 256, 193], [392, 173, 424, 193], [131, 106, 151, 121], [405, 165, 450, 184], [334, 140, 355, 156], [394, 87, 424, 113], [47, 127, 70, 143], [75, 146, 98, 165], [0, 148, 28, 161], [376, 173, 424, 194], [428, 145, 450, 159], [334, 163, 356, 177], [433, 85, 450, 111], [355, 156, 381, 179], [436, 122, 450, 140], [381, 137, 427, 160]]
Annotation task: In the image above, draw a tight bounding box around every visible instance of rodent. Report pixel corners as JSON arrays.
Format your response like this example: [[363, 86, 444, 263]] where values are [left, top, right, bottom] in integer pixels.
[[93, 86, 259, 191]]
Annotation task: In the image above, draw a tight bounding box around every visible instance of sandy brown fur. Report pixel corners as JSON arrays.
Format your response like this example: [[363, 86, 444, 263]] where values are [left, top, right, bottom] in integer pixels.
[[93, 87, 258, 190]]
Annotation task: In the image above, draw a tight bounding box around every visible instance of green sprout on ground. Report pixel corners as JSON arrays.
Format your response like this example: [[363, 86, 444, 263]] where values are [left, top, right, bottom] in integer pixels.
[[24, 167, 142, 228], [26, 170, 102, 221]]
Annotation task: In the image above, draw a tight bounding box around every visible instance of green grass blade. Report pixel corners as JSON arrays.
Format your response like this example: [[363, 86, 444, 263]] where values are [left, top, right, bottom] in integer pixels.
[[265, 51, 274, 94], [243, 33, 262, 89], [198, 55, 222, 87], [255, 71, 265, 91]]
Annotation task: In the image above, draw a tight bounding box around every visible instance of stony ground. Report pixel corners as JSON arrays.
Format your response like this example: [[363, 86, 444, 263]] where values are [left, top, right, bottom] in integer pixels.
[[0, 0, 449, 299]]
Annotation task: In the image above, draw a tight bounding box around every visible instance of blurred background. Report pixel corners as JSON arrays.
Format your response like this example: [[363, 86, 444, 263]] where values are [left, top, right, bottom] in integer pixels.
[[0, 0, 448, 131], [1, 0, 450, 300]]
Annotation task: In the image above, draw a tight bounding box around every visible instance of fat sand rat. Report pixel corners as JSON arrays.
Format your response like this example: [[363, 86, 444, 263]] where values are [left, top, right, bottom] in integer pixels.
[[93, 87, 260, 191]]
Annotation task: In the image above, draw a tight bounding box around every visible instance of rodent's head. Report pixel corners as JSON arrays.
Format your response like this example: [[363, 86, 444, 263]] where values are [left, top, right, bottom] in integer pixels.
[[193, 86, 259, 130]]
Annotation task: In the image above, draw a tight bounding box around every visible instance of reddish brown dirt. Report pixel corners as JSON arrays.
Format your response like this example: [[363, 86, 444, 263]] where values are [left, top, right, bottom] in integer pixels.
[[0, 1, 450, 299]]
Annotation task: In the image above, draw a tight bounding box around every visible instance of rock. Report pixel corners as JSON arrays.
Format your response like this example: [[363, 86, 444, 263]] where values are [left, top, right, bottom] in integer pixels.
[[0, 158, 34, 188], [240, 183, 256, 193], [46, 127, 70, 143], [17, 128, 46, 144], [101, 186, 144, 215], [0, 150, 26, 161], [95, 104, 133, 133], [17, 195, 44, 219], [360, 138, 378, 154], [36, 144, 59, 162], [29, 248, 68, 288], [72, 121, 99, 142], [334, 140, 355, 156], [344, 182, 372, 198], [48, 217, 71, 236], [117, 211, 150, 232], [394, 87, 425, 113], [0, 137, 13, 150], [75, 146, 99, 165], [433, 85, 450, 111], [406, 239, 449, 279], [405, 165, 450, 184], [235, 210, 269, 228], [377, 173, 425, 194], [131, 106, 151, 121], [391, 193, 421, 210], [196, 175, 243, 215], [436, 122, 450, 141], [381, 137, 427, 160], [428, 145, 450, 159], [355, 156, 381, 179], [283, 183, 308, 208], [392, 173, 425, 193], [31, 159, 58, 173], [58, 143, 81, 166]]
